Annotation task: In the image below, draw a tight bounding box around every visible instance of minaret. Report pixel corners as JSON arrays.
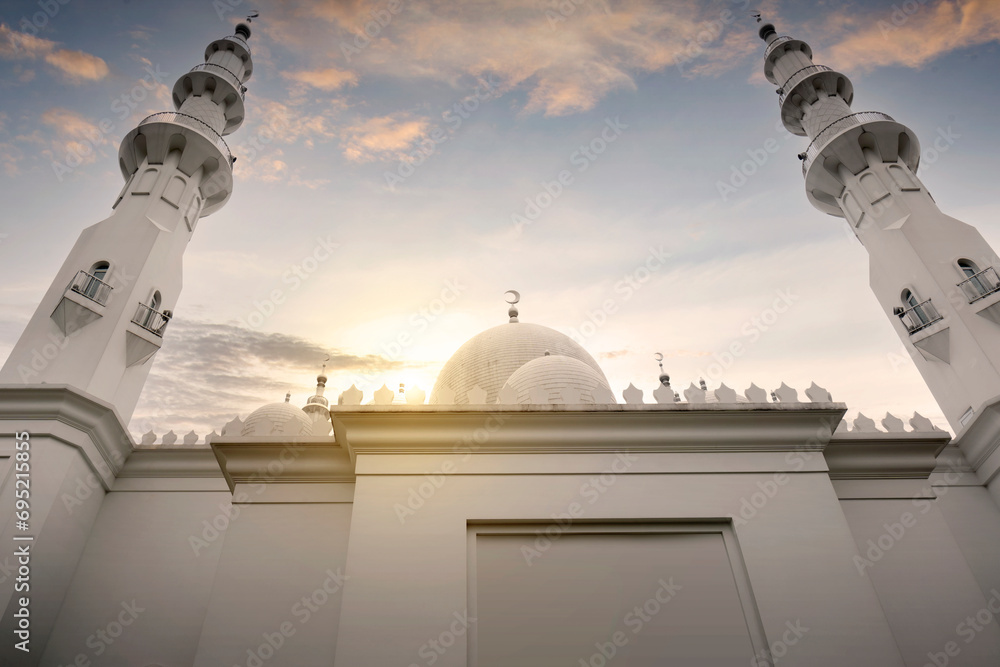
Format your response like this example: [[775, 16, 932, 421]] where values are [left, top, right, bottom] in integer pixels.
[[758, 22, 1000, 452], [0, 21, 255, 421]]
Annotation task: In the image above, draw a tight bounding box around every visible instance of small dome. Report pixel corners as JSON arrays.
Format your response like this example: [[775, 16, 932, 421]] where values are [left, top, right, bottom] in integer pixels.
[[500, 354, 614, 405], [241, 400, 313, 436], [431, 322, 608, 404]]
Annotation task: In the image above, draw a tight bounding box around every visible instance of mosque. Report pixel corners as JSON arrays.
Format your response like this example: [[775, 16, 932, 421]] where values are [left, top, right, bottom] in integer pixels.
[[1, 16, 1000, 667]]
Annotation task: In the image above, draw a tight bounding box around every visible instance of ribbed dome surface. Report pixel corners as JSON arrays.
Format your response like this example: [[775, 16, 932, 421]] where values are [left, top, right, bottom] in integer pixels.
[[500, 355, 614, 405], [241, 402, 313, 436], [430, 322, 607, 404]]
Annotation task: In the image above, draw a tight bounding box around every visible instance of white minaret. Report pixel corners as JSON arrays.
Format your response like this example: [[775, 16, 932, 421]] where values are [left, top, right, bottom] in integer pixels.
[[0, 21, 255, 421], [758, 23, 1000, 479]]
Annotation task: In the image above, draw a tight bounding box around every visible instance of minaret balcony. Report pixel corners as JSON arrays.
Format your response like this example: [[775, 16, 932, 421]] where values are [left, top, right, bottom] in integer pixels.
[[69, 270, 112, 306], [188, 63, 246, 99], [137, 111, 232, 165], [131, 302, 170, 337], [50, 270, 114, 336], [957, 267, 1000, 303], [225, 33, 250, 52], [119, 111, 235, 216], [777, 65, 832, 106], [800, 111, 897, 175], [125, 302, 169, 367], [898, 298, 943, 335]]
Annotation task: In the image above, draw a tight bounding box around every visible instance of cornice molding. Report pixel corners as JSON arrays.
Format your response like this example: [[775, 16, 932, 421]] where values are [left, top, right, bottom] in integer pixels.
[[954, 396, 1000, 481], [210, 435, 354, 493], [0, 384, 133, 488], [824, 431, 951, 480], [119, 448, 224, 478], [330, 404, 848, 455]]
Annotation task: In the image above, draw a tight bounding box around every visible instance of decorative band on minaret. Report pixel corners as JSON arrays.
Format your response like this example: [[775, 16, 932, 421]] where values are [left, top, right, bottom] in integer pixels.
[[757, 22, 1000, 464]]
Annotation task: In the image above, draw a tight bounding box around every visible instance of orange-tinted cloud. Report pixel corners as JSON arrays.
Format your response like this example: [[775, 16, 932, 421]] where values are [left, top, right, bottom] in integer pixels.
[[283, 66, 359, 90], [40, 107, 110, 167], [43, 49, 109, 82], [826, 0, 1000, 71], [0, 141, 21, 176], [0, 23, 109, 82], [339, 112, 431, 162], [265, 0, 772, 117]]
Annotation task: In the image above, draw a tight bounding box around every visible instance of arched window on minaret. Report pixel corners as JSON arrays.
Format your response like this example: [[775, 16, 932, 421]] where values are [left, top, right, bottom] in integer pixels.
[[85, 261, 110, 300], [902, 289, 925, 321], [140, 290, 162, 331], [70, 260, 112, 305], [958, 258, 981, 277], [956, 258, 998, 302], [898, 288, 942, 333]]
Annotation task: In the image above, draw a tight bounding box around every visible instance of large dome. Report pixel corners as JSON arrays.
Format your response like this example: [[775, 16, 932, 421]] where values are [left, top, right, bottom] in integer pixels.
[[430, 322, 608, 404]]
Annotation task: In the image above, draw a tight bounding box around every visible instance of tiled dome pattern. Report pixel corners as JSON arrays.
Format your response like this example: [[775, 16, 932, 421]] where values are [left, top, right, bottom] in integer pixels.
[[241, 402, 313, 436], [430, 322, 608, 405], [500, 355, 613, 405]]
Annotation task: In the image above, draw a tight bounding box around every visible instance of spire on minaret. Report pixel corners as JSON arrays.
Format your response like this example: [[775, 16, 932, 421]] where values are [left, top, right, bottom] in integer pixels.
[[306, 360, 330, 408]]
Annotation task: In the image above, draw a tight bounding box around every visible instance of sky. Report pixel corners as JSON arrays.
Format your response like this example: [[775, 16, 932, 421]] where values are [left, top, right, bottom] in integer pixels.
[[2, 0, 1000, 440]]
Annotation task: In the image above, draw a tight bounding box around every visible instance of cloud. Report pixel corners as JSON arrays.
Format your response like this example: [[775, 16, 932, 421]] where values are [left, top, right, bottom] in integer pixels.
[[825, 0, 1000, 71], [339, 112, 431, 162], [266, 0, 774, 117], [130, 320, 402, 436], [283, 66, 359, 91], [43, 49, 109, 82], [125, 26, 154, 42], [253, 98, 341, 148], [0, 142, 22, 176], [0, 24, 108, 82], [40, 107, 110, 167]]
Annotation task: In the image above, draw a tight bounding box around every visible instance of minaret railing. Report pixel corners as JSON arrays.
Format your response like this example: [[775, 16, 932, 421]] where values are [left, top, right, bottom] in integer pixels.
[[777, 65, 832, 105], [132, 303, 170, 336], [188, 63, 246, 99], [800, 111, 895, 174], [69, 270, 113, 306], [225, 34, 250, 50], [138, 111, 233, 165], [957, 267, 1000, 303], [763, 35, 793, 61], [899, 299, 943, 334]]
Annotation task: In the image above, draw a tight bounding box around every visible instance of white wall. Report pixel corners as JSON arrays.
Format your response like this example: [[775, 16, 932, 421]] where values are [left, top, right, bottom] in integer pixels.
[[333, 451, 904, 666], [192, 496, 353, 667]]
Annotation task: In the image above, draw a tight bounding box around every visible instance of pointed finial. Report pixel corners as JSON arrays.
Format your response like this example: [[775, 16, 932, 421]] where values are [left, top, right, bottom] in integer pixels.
[[505, 290, 520, 323], [307, 357, 331, 407], [654, 352, 670, 386], [284, 392, 291, 403]]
